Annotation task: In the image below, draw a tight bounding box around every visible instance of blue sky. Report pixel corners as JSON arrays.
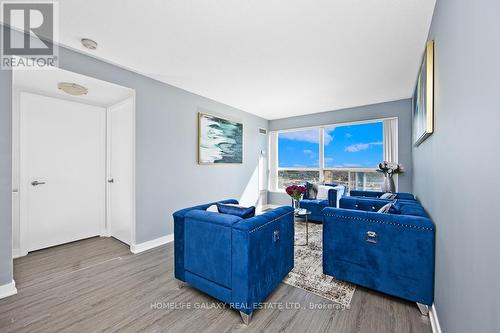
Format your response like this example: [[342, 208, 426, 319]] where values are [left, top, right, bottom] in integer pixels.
[[278, 122, 383, 168]]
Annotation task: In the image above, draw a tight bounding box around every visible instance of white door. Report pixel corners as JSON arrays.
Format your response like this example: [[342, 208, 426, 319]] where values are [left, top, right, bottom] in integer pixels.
[[107, 98, 134, 245], [20, 92, 106, 252]]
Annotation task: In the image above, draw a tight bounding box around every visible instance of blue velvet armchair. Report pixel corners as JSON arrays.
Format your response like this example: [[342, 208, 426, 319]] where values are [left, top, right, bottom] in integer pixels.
[[173, 200, 294, 324], [322, 198, 435, 313], [300, 183, 345, 222]]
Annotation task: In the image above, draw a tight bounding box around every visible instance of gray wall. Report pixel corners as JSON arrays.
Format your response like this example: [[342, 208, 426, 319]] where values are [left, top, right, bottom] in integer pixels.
[[0, 67, 12, 286], [55, 47, 268, 243], [413, 1, 500, 332], [0, 28, 268, 287], [268, 99, 413, 205]]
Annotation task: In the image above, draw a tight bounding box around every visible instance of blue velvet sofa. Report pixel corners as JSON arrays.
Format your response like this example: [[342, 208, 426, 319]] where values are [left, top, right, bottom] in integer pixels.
[[173, 200, 294, 324], [299, 183, 345, 222], [322, 198, 435, 313]]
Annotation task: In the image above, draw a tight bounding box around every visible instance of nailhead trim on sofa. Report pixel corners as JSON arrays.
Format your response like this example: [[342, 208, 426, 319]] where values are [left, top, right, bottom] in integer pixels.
[[323, 214, 434, 231]]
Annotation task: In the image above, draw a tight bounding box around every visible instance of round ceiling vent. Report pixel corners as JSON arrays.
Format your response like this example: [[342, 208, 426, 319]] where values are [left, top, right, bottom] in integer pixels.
[[81, 38, 98, 50], [57, 82, 88, 96]]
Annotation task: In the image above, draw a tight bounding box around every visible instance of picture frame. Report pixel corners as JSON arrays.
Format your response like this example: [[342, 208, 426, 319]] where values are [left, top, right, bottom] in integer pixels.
[[413, 40, 434, 146], [198, 112, 243, 165]]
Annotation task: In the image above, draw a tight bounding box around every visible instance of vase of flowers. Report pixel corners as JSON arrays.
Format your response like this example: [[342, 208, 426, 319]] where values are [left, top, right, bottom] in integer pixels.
[[286, 185, 306, 213], [377, 161, 405, 193]]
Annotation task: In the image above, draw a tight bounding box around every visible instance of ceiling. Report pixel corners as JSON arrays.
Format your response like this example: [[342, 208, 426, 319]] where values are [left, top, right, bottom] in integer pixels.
[[27, 0, 436, 119], [14, 65, 134, 107]]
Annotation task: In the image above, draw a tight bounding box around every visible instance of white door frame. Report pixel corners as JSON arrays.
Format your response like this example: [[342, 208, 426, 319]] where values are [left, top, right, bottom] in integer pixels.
[[14, 90, 136, 256], [105, 95, 136, 246]]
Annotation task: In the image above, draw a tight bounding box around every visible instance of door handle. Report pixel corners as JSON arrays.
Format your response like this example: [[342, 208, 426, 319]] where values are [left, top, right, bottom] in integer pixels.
[[31, 181, 46, 186], [108, 179, 114, 183]]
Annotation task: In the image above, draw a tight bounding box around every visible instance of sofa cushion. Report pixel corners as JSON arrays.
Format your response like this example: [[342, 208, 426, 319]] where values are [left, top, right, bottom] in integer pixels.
[[391, 201, 429, 218], [217, 203, 256, 219]]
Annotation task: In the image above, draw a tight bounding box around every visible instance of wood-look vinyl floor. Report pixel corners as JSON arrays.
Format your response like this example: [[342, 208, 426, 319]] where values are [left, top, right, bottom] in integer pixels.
[[0, 237, 432, 333]]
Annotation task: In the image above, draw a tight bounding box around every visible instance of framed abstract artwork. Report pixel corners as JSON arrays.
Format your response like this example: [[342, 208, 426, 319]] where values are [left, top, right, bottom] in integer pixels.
[[413, 40, 434, 146], [198, 112, 243, 164]]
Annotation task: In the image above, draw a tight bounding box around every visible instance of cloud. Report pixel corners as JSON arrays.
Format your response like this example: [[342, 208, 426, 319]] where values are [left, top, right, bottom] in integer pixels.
[[303, 149, 314, 156], [280, 130, 333, 145], [345, 141, 382, 153], [333, 163, 362, 168], [280, 130, 319, 144], [324, 132, 333, 145], [342, 163, 362, 167]]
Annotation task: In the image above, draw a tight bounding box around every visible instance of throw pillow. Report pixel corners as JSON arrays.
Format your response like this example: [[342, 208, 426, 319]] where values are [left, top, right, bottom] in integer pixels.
[[377, 202, 393, 213], [316, 185, 331, 200], [305, 181, 320, 199], [216, 203, 256, 219], [206, 204, 218, 212], [379, 193, 397, 200]]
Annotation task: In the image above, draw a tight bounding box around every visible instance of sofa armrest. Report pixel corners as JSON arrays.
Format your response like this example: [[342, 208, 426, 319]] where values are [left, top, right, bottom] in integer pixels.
[[232, 206, 292, 232], [231, 206, 294, 314], [173, 199, 238, 281], [173, 199, 239, 220], [328, 185, 345, 207], [184, 209, 243, 227]]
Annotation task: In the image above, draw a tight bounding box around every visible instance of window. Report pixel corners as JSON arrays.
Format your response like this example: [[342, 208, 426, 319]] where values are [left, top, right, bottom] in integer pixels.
[[323, 170, 384, 191], [277, 129, 320, 188], [278, 170, 320, 188], [323, 121, 384, 191], [278, 129, 319, 168], [324, 122, 383, 168], [272, 120, 392, 192]]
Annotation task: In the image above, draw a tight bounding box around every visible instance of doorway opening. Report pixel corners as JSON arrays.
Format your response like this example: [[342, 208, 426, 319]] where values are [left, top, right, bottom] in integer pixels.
[[12, 66, 136, 257]]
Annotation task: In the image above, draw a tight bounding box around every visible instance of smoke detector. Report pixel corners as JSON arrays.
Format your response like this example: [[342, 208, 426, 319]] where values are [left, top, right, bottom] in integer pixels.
[[81, 38, 98, 50], [58, 82, 88, 96]]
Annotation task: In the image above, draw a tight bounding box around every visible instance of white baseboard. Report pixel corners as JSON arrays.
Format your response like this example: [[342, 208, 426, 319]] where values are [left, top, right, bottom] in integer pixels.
[[130, 234, 173, 254], [0, 280, 17, 299], [12, 248, 27, 259], [430, 304, 442, 333]]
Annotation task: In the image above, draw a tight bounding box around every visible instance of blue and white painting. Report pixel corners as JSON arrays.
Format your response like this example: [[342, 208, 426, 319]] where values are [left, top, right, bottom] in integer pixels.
[[198, 113, 243, 164]]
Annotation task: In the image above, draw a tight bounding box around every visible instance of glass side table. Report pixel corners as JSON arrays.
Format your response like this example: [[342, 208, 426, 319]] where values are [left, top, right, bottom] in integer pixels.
[[294, 209, 311, 246]]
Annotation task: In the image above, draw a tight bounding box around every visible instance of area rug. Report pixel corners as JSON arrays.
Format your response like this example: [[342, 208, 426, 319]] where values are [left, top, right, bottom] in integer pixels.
[[283, 221, 356, 307]]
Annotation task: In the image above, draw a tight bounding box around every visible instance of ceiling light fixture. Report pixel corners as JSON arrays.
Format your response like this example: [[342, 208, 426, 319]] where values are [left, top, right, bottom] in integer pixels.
[[58, 82, 88, 96], [81, 38, 98, 50]]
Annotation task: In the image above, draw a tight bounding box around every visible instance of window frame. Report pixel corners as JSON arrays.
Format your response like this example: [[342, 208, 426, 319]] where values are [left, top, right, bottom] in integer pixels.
[[271, 118, 397, 192]]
